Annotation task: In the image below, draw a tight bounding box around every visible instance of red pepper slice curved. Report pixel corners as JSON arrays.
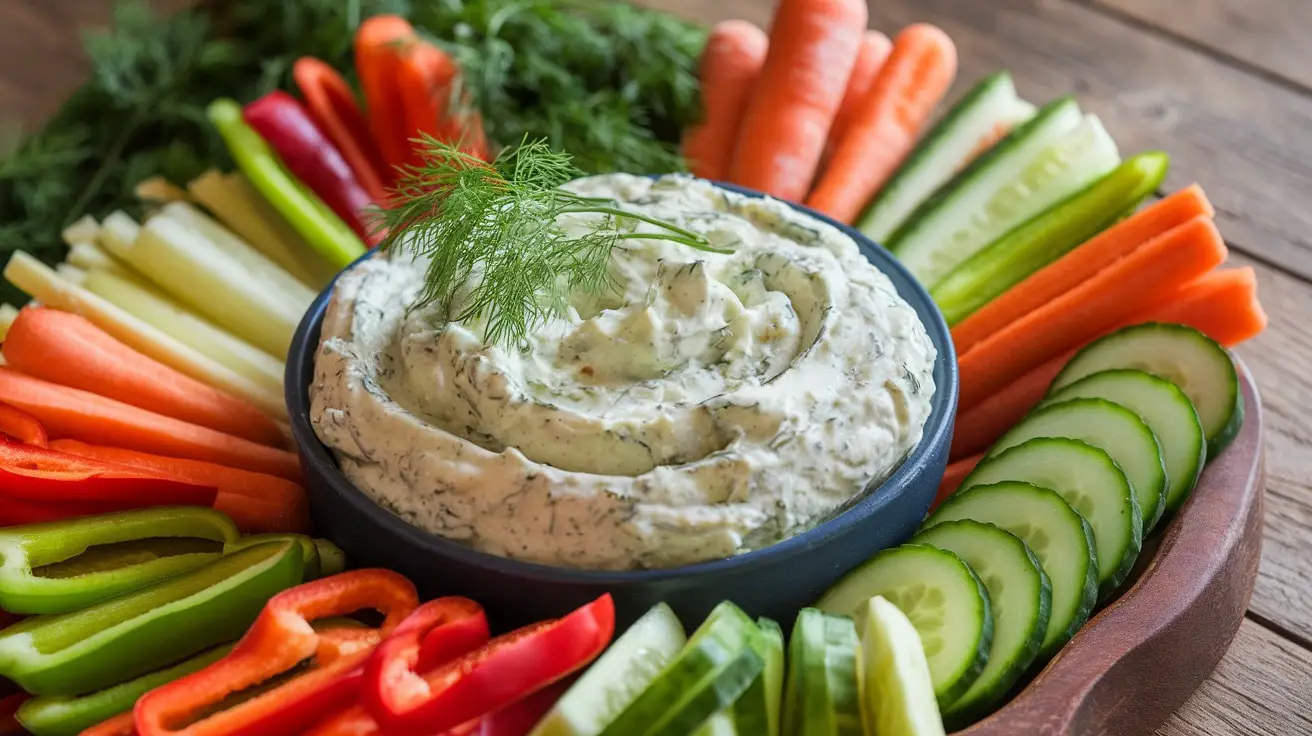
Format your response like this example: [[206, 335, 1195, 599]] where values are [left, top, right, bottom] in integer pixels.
[[293, 57, 391, 205], [363, 594, 614, 733], [0, 494, 132, 527], [79, 711, 136, 736], [134, 570, 418, 736], [0, 693, 27, 735], [0, 402, 47, 447], [0, 437, 217, 507]]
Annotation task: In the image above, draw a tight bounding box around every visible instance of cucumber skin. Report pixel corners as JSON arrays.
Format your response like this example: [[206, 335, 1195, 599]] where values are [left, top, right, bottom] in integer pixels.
[[887, 97, 1081, 254], [1207, 381, 1244, 459], [933, 151, 1169, 325], [925, 482, 1100, 661], [857, 71, 1022, 241], [912, 520, 1052, 728], [965, 437, 1143, 600]]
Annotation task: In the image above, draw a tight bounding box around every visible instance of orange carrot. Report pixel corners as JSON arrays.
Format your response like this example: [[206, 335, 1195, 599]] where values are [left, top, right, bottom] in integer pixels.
[[683, 20, 770, 181], [727, 0, 867, 201], [1, 307, 283, 447], [950, 267, 1266, 460], [826, 30, 892, 157], [806, 24, 957, 222], [958, 216, 1228, 410], [294, 57, 391, 203], [356, 15, 418, 177], [952, 186, 1216, 354], [398, 41, 459, 165], [0, 367, 301, 481], [934, 454, 983, 510], [50, 440, 311, 534]]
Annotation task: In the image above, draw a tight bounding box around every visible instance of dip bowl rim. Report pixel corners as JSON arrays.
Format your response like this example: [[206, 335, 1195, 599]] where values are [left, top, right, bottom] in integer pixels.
[[285, 176, 959, 586]]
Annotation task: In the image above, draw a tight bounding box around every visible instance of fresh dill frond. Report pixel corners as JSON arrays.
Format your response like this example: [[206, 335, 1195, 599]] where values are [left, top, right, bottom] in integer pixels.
[[381, 136, 726, 348]]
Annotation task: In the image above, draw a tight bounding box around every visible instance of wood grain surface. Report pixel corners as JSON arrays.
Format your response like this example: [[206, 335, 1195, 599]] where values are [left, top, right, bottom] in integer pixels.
[[2, 0, 1310, 734]]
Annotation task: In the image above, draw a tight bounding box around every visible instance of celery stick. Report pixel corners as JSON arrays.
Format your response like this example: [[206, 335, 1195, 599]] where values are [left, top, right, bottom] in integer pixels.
[[135, 176, 192, 204], [102, 211, 303, 358], [61, 215, 100, 248], [0, 303, 18, 341], [188, 170, 332, 289], [65, 243, 138, 282], [161, 202, 318, 307], [3, 252, 286, 419], [56, 264, 88, 286], [83, 269, 284, 393]]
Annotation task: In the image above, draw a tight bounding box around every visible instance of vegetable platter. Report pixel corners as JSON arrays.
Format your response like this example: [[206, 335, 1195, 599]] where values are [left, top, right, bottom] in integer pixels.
[[0, 0, 1271, 735]]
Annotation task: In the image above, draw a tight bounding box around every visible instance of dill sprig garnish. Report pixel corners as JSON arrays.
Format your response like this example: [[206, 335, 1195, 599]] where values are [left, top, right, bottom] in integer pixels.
[[381, 136, 728, 348]]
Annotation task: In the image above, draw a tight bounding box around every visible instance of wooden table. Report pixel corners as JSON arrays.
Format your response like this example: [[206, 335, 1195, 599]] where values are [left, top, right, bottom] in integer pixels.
[[1, 0, 1309, 733]]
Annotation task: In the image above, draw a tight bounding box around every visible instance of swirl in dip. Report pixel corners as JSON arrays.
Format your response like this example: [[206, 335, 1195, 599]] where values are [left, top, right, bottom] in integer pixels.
[[311, 174, 937, 570]]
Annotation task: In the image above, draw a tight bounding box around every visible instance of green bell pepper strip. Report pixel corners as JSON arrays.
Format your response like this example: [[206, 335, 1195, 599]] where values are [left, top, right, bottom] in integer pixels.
[[224, 534, 321, 579], [15, 643, 232, 736], [0, 507, 240, 615], [0, 539, 303, 696], [315, 538, 347, 577], [208, 97, 367, 269]]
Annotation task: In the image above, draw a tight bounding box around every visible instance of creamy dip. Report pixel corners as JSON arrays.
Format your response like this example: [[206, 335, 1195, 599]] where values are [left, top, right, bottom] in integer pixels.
[[311, 174, 937, 569]]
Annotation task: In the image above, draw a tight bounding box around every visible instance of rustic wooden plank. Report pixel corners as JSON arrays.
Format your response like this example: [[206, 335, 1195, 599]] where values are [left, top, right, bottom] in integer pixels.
[[1157, 618, 1312, 735], [1091, 0, 1312, 92]]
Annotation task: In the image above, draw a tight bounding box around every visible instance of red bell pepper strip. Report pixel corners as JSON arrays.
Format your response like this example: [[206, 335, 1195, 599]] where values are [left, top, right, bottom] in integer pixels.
[[82, 711, 136, 736], [0, 402, 46, 447], [243, 91, 381, 246], [293, 57, 391, 205], [133, 569, 418, 736], [0, 437, 216, 507], [475, 680, 570, 736], [0, 494, 133, 527], [363, 594, 615, 733], [0, 693, 28, 735], [355, 16, 418, 179]]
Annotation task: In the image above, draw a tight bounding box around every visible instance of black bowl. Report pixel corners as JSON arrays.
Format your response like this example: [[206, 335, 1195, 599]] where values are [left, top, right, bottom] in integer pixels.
[[286, 181, 959, 631]]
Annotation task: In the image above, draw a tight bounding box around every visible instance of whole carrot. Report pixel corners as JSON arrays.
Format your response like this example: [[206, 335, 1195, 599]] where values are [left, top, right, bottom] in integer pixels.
[[728, 0, 867, 201], [826, 30, 893, 157], [808, 23, 957, 223], [683, 19, 769, 181]]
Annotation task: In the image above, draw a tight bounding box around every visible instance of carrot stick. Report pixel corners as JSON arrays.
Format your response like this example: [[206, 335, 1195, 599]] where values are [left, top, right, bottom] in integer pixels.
[[727, 0, 867, 201], [683, 20, 770, 181], [397, 42, 459, 165], [0, 307, 284, 447], [356, 15, 418, 178], [950, 267, 1266, 460], [806, 24, 957, 222], [294, 57, 391, 204], [958, 216, 1228, 410], [0, 367, 301, 481], [49, 440, 311, 534], [934, 454, 984, 510], [952, 185, 1215, 353], [826, 30, 892, 157]]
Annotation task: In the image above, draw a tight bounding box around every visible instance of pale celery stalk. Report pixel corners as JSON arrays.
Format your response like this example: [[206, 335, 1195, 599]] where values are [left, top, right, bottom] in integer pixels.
[[98, 210, 302, 358], [0, 303, 18, 342], [82, 269, 284, 394], [65, 242, 138, 282], [56, 264, 87, 286], [3, 252, 286, 419], [161, 201, 318, 307], [61, 215, 100, 248], [135, 176, 192, 204], [188, 170, 332, 289]]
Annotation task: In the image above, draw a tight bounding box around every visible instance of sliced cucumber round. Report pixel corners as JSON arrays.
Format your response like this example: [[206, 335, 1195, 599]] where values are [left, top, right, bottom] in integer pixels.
[[964, 437, 1141, 598], [859, 596, 948, 736], [598, 602, 762, 736], [987, 397, 1168, 534], [783, 609, 863, 736], [531, 602, 687, 736], [1051, 323, 1242, 459], [816, 545, 992, 706], [912, 520, 1051, 726], [924, 482, 1098, 659], [1044, 369, 1206, 514]]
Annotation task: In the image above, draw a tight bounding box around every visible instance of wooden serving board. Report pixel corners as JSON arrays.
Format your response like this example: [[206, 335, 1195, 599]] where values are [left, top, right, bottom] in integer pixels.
[[957, 361, 1265, 735]]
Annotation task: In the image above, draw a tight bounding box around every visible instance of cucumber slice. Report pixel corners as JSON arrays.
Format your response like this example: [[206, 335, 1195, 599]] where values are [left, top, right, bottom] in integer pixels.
[[756, 618, 785, 736], [924, 482, 1098, 659], [859, 596, 947, 736], [1044, 369, 1207, 514], [932, 151, 1169, 325], [964, 437, 1142, 598], [858, 72, 1037, 243], [1051, 323, 1242, 459], [911, 520, 1051, 726], [815, 545, 992, 706], [988, 397, 1169, 534], [890, 99, 1121, 289], [783, 609, 862, 736], [732, 618, 784, 736], [530, 602, 688, 736], [598, 602, 762, 736]]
